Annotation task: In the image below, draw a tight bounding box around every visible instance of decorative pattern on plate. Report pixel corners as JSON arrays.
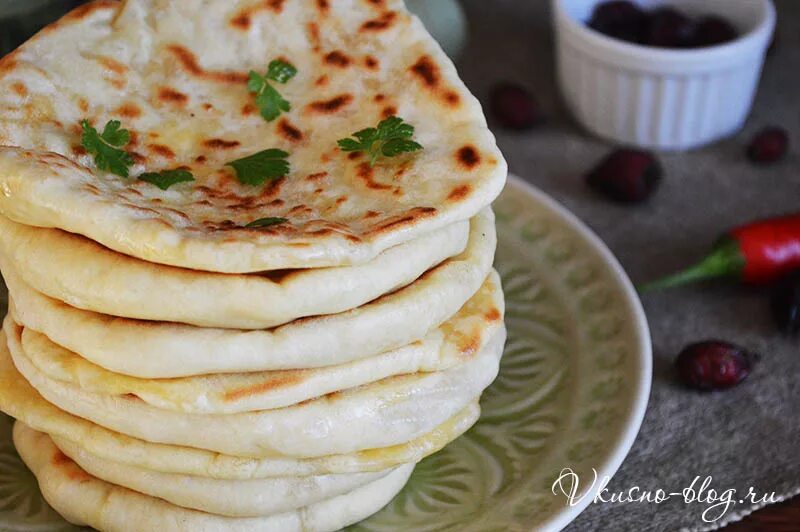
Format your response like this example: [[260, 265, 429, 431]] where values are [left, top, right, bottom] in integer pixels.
[[0, 177, 650, 532]]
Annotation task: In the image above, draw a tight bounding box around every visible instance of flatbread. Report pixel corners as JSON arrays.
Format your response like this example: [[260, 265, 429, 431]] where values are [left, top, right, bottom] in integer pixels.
[[0, 331, 480, 478], [4, 210, 497, 378], [0, 0, 506, 273], [9, 325, 505, 458], [0, 214, 468, 328], [55, 435, 397, 517], [14, 422, 414, 532], [5, 271, 503, 413]]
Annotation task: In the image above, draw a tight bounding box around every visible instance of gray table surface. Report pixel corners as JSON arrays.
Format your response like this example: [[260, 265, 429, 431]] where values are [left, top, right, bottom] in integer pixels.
[[456, 0, 800, 530]]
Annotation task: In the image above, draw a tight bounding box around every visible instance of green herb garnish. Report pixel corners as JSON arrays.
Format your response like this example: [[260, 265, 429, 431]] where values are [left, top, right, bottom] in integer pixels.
[[337, 116, 423, 167], [245, 217, 288, 228], [226, 149, 290, 186], [81, 119, 135, 177], [138, 169, 195, 191], [248, 59, 298, 122]]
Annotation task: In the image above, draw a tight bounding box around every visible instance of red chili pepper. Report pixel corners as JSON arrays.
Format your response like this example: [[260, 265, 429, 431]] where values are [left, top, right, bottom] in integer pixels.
[[639, 214, 800, 292]]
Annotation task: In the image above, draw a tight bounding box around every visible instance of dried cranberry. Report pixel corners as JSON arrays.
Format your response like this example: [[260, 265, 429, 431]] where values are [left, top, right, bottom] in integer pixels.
[[644, 7, 696, 48], [772, 270, 800, 334], [588, 1, 646, 43], [693, 15, 738, 47], [675, 341, 753, 391], [489, 84, 543, 131], [747, 127, 789, 164], [585, 148, 661, 204]]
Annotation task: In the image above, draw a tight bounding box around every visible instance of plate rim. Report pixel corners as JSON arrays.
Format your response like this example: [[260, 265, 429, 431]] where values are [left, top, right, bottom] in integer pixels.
[[504, 174, 652, 532]]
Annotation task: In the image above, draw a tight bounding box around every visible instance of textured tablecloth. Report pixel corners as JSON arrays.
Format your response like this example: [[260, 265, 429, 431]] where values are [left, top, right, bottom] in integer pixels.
[[457, 1, 800, 530]]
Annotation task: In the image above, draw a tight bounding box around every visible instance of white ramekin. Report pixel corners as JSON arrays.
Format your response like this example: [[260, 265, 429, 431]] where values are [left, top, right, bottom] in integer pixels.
[[552, 0, 776, 151]]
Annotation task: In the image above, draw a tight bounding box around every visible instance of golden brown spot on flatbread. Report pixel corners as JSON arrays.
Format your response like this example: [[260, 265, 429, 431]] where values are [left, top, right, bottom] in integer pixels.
[[71, 145, 88, 157], [307, 94, 353, 114], [277, 118, 304, 142], [289, 207, 313, 218], [316, 0, 330, 13], [195, 155, 208, 163], [459, 334, 481, 358], [115, 102, 142, 119], [360, 11, 396, 31], [356, 163, 391, 191], [324, 50, 351, 67], [109, 78, 126, 90], [364, 56, 380, 70], [447, 184, 471, 201], [366, 207, 437, 236], [230, 0, 286, 29], [485, 307, 502, 322], [307, 22, 321, 51], [157, 87, 189, 105], [306, 172, 328, 182], [363, 210, 381, 219], [96, 56, 128, 75], [315, 75, 329, 87], [0, 51, 18, 75], [128, 131, 140, 146], [223, 372, 306, 401], [203, 138, 241, 150], [381, 105, 397, 119], [456, 145, 481, 169], [65, 0, 115, 21], [202, 103, 214, 111], [266, 0, 285, 12], [241, 103, 256, 116], [444, 91, 460, 106], [409, 56, 461, 106], [373, 94, 385, 103], [77, 98, 89, 113], [410, 55, 439, 87], [122, 393, 144, 402], [147, 144, 176, 159], [10, 82, 27, 97], [335, 196, 348, 205], [347, 152, 362, 160], [51, 450, 92, 481], [230, 13, 251, 29], [166, 45, 248, 84]]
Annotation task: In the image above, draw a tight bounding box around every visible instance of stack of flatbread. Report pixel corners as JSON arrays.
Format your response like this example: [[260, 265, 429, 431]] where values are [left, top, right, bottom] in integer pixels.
[[0, 1, 507, 530]]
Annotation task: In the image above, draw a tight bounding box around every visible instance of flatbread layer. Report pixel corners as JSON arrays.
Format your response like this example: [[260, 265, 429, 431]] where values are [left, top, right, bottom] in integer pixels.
[[0, 0, 506, 272]]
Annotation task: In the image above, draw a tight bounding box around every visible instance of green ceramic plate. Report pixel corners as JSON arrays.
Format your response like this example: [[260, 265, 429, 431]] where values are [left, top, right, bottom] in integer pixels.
[[0, 175, 651, 532]]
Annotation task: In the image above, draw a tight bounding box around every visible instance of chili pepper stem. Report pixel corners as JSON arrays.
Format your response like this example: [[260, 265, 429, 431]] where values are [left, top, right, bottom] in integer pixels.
[[637, 240, 745, 293]]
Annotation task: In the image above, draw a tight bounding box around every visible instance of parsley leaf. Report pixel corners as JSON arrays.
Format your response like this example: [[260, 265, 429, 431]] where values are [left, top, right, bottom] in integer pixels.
[[245, 217, 288, 228], [81, 119, 135, 177], [248, 59, 298, 122], [337, 116, 423, 166], [267, 60, 298, 83], [226, 149, 290, 186], [138, 169, 195, 191]]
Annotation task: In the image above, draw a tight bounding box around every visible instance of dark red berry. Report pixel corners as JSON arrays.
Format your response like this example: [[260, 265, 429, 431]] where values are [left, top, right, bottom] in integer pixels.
[[644, 7, 696, 48], [747, 127, 789, 164], [675, 341, 753, 391], [585, 148, 661, 204], [772, 270, 800, 334], [489, 84, 543, 131], [693, 15, 738, 47], [588, 1, 646, 44]]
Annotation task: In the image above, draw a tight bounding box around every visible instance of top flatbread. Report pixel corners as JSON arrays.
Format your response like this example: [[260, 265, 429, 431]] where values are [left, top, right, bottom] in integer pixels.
[[0, 0, 506, 272]]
